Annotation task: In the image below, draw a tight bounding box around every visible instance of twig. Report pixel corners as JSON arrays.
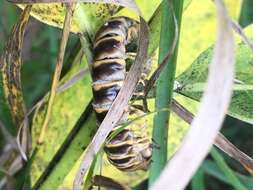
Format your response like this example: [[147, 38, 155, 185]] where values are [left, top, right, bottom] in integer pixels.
[[38, 3, 75, 144], [171, 99, 253, 174], [56, 68, 89, 93]]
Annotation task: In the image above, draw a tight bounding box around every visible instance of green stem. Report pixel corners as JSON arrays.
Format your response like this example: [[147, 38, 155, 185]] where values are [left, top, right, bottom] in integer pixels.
[[191, 168, 205, 190], [210, 148, 247, 190], [149, 0, 184, 186], [239, 0, 253, 28]]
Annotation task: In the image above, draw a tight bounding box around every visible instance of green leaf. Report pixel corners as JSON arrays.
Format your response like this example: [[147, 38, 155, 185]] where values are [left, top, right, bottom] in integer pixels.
[[239, 0, 253, 28], [15, 149, 38, 190], [33, 110, 98, 190], [203, 159, 253, 189], [17, 3, 120, 36], [210, 148, 247, 190], [30, 47, 93, 186], [176, 29, 253, 125], [183, 0, 192, 11], [18, 1, 162, 35], [191, 168, 205, 190], [149, 0, 184, 186]]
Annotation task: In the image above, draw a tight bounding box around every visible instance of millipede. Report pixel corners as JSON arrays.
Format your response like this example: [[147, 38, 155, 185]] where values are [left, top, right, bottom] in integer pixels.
[[91, 16, 152, 171]]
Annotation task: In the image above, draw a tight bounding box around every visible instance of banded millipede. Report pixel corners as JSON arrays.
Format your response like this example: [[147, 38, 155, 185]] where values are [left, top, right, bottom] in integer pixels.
[[91, 17, 152, 171]]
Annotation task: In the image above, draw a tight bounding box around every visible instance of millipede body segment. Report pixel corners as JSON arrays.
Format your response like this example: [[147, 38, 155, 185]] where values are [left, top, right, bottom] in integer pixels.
[[91, 17, 152, 171]]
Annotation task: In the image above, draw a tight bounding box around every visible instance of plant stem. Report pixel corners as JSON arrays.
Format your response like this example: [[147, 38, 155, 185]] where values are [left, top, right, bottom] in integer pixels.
[[191, 168, 205, 190], [149, 0, 184, 186], [210, 148, 247, 190], [38, 3, 74, 144]]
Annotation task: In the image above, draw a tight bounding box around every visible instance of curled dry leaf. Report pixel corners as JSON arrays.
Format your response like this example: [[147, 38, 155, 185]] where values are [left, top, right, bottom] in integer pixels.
[[73, 17, 149, 190], [144, 2, 178, 100], [151, 0, 235, 189], [231, 21, 253, 51]]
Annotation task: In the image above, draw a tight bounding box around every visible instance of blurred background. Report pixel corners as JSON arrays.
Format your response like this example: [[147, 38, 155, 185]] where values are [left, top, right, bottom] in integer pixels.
[[1, 0, 253, 189]]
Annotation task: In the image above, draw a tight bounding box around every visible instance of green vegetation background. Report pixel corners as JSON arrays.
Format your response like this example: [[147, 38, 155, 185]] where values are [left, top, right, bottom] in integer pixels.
[[0, 0, 253, 189]]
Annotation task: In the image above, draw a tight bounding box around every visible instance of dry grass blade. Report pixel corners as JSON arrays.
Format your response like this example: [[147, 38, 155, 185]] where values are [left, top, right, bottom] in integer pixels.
[[171, 99, 253, 175], [37, 3, 75, 144], [73, 17, 149, 190], [151, 0, 235, 189], [92, 175, 130, 190], [215, 133, 253, 175], [231, 21, 253, 51], [16, 124, 29, 161], [19, 64, 84, 123], [171, 99, 194, 124], [56, 68, 89, 93], [14, 97, 45, 156]]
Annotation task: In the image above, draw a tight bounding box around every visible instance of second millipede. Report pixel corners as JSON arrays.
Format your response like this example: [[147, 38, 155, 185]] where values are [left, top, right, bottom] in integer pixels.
[[91, 17, 152, 171]]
